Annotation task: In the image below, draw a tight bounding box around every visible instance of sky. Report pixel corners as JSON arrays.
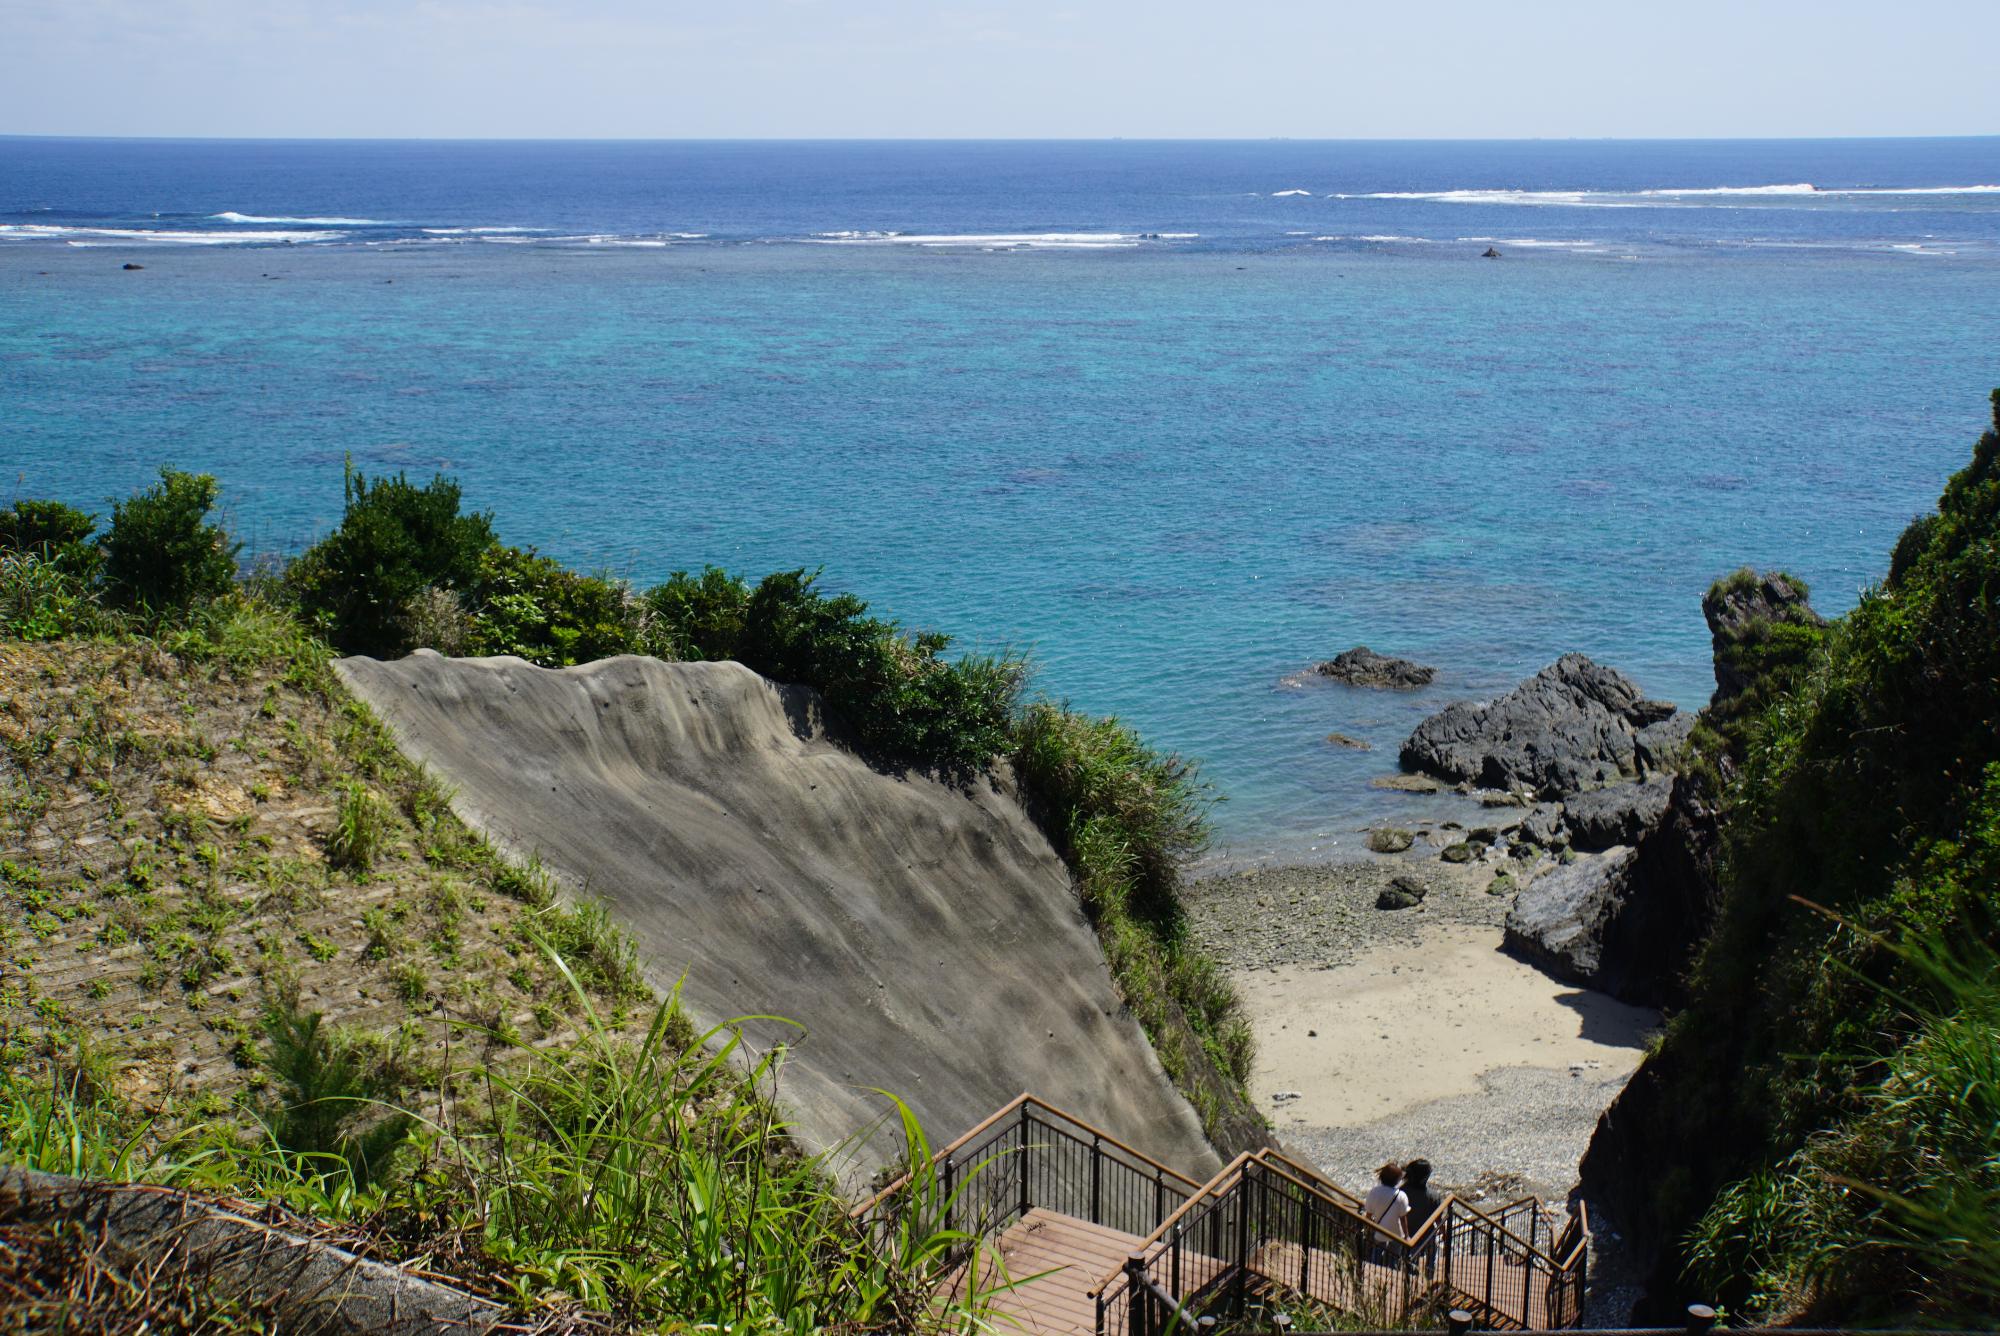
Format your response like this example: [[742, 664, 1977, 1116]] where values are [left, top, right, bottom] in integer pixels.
[[3, 0, 1998, 140]]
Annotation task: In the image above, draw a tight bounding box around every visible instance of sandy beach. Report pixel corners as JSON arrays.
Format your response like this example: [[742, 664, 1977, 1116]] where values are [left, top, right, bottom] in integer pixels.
[[1190, 859, 1659, 1201], [1241, 924, 1656, 1128]]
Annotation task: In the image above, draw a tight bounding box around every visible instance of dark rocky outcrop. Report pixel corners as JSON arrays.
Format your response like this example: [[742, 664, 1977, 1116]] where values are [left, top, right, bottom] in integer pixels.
[[1399, 655, 1681, 798], [1503, 848, 1640, 984], [1325, 732, 1372, 750], [1563, 775, 1673, 851], [1520, 803, 1565, 848], [1703, 571, 1824, 702], [1634, 712, 1696, 771], [1314, 646, 1436, 689], [1581, 571, 1834, 1316]]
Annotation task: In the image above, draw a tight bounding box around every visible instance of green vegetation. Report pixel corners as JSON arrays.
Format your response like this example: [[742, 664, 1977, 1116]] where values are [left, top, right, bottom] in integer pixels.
[[256, 999, 412, 1188], [653, 565, 1025, 773], [2, 455, 1259, 1323], [0, 977, 980, 1333], [0, 498, 101, 579], [102, 469, 240, 614], [1625, 390, 2000, 1325], [325, 779, 391, 872], [288, 467, 497, 656], [1014, 702, 1252, 1122]]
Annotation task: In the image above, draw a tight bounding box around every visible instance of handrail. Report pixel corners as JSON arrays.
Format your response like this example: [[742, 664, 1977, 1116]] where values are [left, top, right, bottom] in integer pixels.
[[1093, 1149, 1416, 1301], [1558, 1198, 1591, 1269], [1248, 1148, 1364, 1207], [1449, 1192, 1574, 1270], [849, 1092, 1205, 1220], [1092, 1149, 1260, 1289]]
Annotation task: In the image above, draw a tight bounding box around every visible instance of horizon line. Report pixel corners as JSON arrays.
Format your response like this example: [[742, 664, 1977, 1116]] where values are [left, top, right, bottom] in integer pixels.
[[4, 132, 1999, 146]]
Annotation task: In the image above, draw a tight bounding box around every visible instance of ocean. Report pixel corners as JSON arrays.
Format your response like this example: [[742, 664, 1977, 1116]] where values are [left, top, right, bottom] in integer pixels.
[[4, 137, 1999, 863]]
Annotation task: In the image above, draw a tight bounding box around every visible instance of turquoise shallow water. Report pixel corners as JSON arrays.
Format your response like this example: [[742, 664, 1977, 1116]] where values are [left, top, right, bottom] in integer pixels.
[[6, 139, 2000, 862]]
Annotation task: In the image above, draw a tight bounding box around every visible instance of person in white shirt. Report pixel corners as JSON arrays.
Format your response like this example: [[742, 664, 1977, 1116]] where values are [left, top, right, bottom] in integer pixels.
[[1362, 1161, 1410, 1264]]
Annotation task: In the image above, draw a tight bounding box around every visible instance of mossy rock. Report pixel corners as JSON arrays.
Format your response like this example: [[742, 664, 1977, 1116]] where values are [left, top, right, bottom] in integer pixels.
[[1366, 827, 1416, 854], [1440, 841, 1478, 864], [1376, 876, 1424, 908], [1487, 873, 1517, 897]]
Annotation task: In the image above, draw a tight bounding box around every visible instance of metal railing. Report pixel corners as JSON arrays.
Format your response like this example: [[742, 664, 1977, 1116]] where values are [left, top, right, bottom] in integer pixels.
[[852, 1093, 1205, 1244], [1095, 1150, 1593, 1333]]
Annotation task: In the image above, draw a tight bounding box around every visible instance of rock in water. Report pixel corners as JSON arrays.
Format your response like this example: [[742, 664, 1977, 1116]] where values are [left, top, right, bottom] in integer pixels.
[[1371, 773, 1441, 794], [1325, 732, 1373, 750], [1366, 827, 1416, 854], [1314, 647, 1436, 689], [1564, 774, 1674, 850], [1482, 246, 1502, 258], [1399, 654, 1680, 798], [122, 262, 144, 270], [1503, 847, 1640, 984]]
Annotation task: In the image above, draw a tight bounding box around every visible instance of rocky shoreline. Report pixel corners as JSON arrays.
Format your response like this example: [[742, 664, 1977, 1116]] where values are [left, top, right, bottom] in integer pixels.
[[1188, 856, 1497, 971]]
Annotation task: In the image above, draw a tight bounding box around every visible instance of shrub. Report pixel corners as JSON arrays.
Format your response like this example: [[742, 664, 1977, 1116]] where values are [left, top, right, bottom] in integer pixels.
[[288, 468, 494, 657], [465, 544, 639, 666], [0, 499, 101, 580], [257, 1001, 412, 1189], [1013, 701, 1211, 929], [642, 565, 751, 660], [700, 567, 1024, 772], [101, 469, 238, 613], [1010, 701, 1256, 1116], [1686, 922, 2000, 1323]]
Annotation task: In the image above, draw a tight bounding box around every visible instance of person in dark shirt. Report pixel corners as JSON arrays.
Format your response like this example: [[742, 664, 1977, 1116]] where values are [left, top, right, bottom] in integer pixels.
[[1402, 1159, 1444, 1276]]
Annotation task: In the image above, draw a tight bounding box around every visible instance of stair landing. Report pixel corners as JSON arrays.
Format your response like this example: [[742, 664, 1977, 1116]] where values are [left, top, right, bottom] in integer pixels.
[[948, 1208, 1145, 1336]]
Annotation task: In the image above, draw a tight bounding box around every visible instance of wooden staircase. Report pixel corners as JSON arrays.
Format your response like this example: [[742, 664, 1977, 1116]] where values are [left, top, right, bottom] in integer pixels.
[[855, 1094, 1590, 1335]]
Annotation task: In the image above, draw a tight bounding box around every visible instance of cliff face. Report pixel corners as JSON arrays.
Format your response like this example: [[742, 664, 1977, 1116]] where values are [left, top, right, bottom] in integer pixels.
[[1499, 581, 1820, 1013], [1582, 393, 2000, 1323], [336, 652, 1222, 1181]]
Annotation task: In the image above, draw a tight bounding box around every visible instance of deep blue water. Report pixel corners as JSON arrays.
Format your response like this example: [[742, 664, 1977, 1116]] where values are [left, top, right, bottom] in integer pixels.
[[5, 138, 2000, 863]]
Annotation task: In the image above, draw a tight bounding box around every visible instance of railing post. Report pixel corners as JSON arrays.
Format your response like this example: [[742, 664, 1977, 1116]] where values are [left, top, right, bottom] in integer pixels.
[[1092, 1133, 1104, 1226], [1126, 1255, 1152, 1336], [1484, 1214, 1496, 1322], [1447, 1308, 1473, 1336], [1686, 1303, 1717, 1336], [1441, 1202, 1455, 1302], [1171, 1221, 1183, 1297], [942, 1154, 955, 1234], [1232, 1164, 1254, 1315], [1019, 1105, 1032, 1221], [1578, 1238, 1590, 1328], [1154, 1166, 1166, 1227], [1299, 1202, 1312, 1294]]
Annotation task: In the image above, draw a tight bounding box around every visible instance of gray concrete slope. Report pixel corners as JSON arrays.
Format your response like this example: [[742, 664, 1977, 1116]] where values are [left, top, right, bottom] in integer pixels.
[[336, 651, 1218, 1180]]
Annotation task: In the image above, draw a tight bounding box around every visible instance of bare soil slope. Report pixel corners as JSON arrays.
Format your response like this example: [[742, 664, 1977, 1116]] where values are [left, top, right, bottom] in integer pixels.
[[336, 651, 1218, 1175]]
